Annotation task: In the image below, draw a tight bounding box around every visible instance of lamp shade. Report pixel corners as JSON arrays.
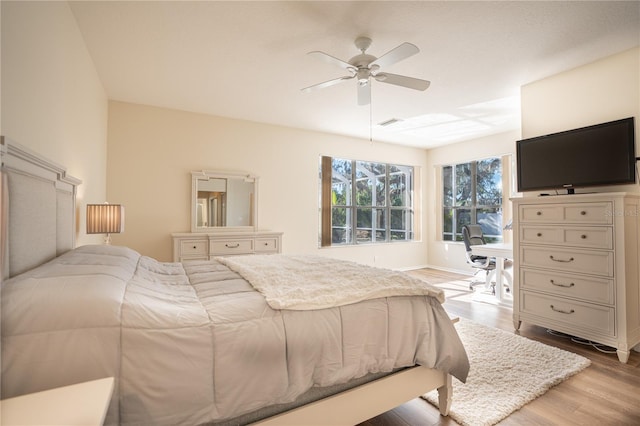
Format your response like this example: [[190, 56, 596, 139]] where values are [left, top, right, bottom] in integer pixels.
[[86, 203, 125, 235]]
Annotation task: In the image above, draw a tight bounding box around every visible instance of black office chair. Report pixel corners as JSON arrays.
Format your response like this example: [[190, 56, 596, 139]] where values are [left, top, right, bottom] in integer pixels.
[[462, 224, 497, 292]]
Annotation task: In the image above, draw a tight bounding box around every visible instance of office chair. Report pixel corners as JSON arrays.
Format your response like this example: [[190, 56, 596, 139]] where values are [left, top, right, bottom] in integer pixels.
[[462, 224, 497, 292]]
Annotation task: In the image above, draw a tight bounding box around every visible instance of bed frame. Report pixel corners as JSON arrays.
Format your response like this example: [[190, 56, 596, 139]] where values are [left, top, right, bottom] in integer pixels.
[[254, 367, 451, 425], [0, 136, 453, 424]]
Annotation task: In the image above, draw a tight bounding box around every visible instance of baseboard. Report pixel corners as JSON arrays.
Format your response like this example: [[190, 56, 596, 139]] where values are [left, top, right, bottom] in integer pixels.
[[396, 264, 473, 276]]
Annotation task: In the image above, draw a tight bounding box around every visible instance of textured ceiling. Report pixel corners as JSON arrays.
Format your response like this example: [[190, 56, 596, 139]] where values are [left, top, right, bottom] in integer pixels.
[[69, 1, 640, 148]]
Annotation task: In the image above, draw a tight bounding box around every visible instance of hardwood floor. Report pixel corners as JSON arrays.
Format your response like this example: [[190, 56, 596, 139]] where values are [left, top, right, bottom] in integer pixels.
[[358, 268, 640, 426]]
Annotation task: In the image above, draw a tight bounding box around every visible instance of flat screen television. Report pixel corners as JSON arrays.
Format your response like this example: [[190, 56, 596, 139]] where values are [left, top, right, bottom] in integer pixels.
[[516, 117, 636, 194]]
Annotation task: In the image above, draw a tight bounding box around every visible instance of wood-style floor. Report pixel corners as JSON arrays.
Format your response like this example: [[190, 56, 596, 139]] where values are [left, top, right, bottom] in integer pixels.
[[358, 268, 640, 426]]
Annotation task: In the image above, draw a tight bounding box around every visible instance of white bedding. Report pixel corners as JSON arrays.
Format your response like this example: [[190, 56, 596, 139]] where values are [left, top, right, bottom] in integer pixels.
[[2, 245, 470, 425], [217, 254, 445, 309]]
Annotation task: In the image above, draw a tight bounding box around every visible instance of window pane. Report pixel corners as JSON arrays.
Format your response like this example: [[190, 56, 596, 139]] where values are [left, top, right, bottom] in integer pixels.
[[332, 228, 347, 245], [443, 207, 454, 241], [476, 158, 502, 206], [332, 158, 352, 206], [455, 164, 472, 206], [356, 208, 373, 243], [356, 207, 372, 228], [455, 208, 472, 241], [389, 169, 409, 207], [332, 158, 351, 177], [477, 208, 503, 242], [331, 207, 351, 245], [355, 178, 372, 206], [442, 166, 453, 207], [356, 161, 386, 207], [332, 182, 350, 206], [390, 209, 405, 230]]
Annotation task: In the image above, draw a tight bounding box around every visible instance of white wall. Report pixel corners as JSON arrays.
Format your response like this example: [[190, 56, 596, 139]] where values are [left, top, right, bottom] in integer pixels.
[[425, 130, 520, 273], [107, 101, 429, 268], [426, 47, 639, 273], [521, 47, 640, 195], [1, 1, 108, 246]]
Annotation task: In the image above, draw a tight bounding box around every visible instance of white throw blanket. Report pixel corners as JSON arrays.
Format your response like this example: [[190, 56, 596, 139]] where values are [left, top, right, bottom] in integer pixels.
[[216, 254, 445, 310]]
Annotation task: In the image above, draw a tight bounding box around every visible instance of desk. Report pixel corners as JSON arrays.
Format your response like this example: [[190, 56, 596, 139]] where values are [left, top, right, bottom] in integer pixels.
[[1, 377, 114, 425], [471, 242, 513, 305]]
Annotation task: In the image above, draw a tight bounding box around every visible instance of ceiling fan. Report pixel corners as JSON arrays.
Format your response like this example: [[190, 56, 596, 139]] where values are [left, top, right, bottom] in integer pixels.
[[301, 36, 430, 106]]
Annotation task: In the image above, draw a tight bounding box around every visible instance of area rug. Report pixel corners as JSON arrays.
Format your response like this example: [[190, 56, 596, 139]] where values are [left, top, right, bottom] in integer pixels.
[[422, 319, 591, 426]]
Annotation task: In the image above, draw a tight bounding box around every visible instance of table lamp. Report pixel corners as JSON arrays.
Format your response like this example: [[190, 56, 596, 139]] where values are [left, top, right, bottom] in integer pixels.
[[86, 203, 125, 245]]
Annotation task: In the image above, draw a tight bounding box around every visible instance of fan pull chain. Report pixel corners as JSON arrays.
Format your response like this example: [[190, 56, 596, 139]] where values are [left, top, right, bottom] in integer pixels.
[[369, 93, 373, 144]]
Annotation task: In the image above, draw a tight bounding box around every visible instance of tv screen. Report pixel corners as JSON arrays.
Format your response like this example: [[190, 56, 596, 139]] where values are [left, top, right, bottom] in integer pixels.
[[517, 117, 636, 193]]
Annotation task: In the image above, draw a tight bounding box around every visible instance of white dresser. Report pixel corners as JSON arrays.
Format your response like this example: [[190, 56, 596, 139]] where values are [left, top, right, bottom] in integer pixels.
[[172, 231, 283, 261], [512, 192, 640, 363]]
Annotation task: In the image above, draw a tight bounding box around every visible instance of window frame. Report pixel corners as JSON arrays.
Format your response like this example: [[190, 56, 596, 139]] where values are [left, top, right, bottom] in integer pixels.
[[441, 156, 504, 243], [320, 156, 415, 247]]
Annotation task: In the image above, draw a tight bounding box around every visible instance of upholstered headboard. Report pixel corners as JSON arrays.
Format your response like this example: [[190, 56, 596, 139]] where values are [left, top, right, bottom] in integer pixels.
[[0, 137, 81, 279]]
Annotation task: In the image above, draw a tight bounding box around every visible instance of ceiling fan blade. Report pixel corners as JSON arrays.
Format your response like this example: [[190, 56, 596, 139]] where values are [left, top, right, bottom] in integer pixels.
[[301, 75, 354, 92], [307, 51, 354, 70], [375, 73, 430, 91], [357, 82, 371, 106], [370, 42, 419, 68]]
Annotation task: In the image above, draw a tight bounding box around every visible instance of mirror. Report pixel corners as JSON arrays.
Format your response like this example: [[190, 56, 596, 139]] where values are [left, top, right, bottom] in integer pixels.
[[191, 170, 258, 232]]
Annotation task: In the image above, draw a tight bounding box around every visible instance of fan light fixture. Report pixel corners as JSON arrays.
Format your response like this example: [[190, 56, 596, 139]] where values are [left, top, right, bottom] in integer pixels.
[[302, 36, 430, 106]]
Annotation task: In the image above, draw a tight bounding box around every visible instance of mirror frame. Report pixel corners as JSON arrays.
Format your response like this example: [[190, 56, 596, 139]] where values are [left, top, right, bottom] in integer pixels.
[[191, 170, 259, 233]]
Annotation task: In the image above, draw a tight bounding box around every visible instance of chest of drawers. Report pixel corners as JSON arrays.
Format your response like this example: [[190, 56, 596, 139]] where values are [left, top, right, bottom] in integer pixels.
[[172, 231, 283, 261], [512, 193, 640, 363]]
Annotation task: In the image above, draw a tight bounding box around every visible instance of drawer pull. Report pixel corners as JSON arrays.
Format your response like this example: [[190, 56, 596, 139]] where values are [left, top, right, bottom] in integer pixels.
[[581, 234, 587, 239], [264, 242, 269, 246], [550, 279, 575, 288], [549, 255, 574, 263], [536, 211, 542, 216], [537, 232, 542, 237], [225, 243, 240, 248], [192, 245, 197, 249], [580, 211, 587, 216], [550, 305, 575, 315]]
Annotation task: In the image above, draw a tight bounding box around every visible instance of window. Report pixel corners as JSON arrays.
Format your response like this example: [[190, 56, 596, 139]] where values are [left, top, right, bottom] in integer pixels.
[[442, 157, 503, 242], [320, 156, 414, 246]]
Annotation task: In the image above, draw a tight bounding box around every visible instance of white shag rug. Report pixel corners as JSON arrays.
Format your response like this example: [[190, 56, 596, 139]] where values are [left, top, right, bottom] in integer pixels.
[[422, 319, 591, 426]]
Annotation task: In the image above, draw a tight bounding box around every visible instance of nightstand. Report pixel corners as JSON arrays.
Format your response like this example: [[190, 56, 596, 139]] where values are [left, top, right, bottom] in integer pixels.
[[1, 377, 114, 425]]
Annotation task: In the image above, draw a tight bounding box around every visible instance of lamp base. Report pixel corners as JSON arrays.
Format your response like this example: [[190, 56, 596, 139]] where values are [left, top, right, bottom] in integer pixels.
[[103, 234, 112, 245]]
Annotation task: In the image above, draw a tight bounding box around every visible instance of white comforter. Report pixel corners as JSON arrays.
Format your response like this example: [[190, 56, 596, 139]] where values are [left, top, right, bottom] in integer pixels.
[[217, 254, 445, 309], [1, 245, 469, 425]]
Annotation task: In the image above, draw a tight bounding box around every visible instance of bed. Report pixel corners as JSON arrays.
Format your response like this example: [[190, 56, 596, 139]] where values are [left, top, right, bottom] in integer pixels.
[[0, 137, 469, 425]]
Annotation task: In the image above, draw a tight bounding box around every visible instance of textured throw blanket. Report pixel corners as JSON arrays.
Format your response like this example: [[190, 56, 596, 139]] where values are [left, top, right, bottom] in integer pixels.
[[216, 254, 445, 310]]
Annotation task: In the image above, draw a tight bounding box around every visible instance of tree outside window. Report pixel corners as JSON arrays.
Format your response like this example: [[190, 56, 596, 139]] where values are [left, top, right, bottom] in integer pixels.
[[442, 157, 502, 242]]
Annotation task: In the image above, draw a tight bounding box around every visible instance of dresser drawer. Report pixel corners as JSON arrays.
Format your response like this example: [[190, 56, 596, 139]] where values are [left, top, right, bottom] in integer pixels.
[[180, 240, 208, 256], [210, 239, 254, 255], [520, 292, 615, 337], [519, 202, 613, 225], [520, 268, 614, 304], [520, 246, 614, 277], [520, 205, 564, 222], [255, 237, 279, 253], [520, 225, 613, 250]]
